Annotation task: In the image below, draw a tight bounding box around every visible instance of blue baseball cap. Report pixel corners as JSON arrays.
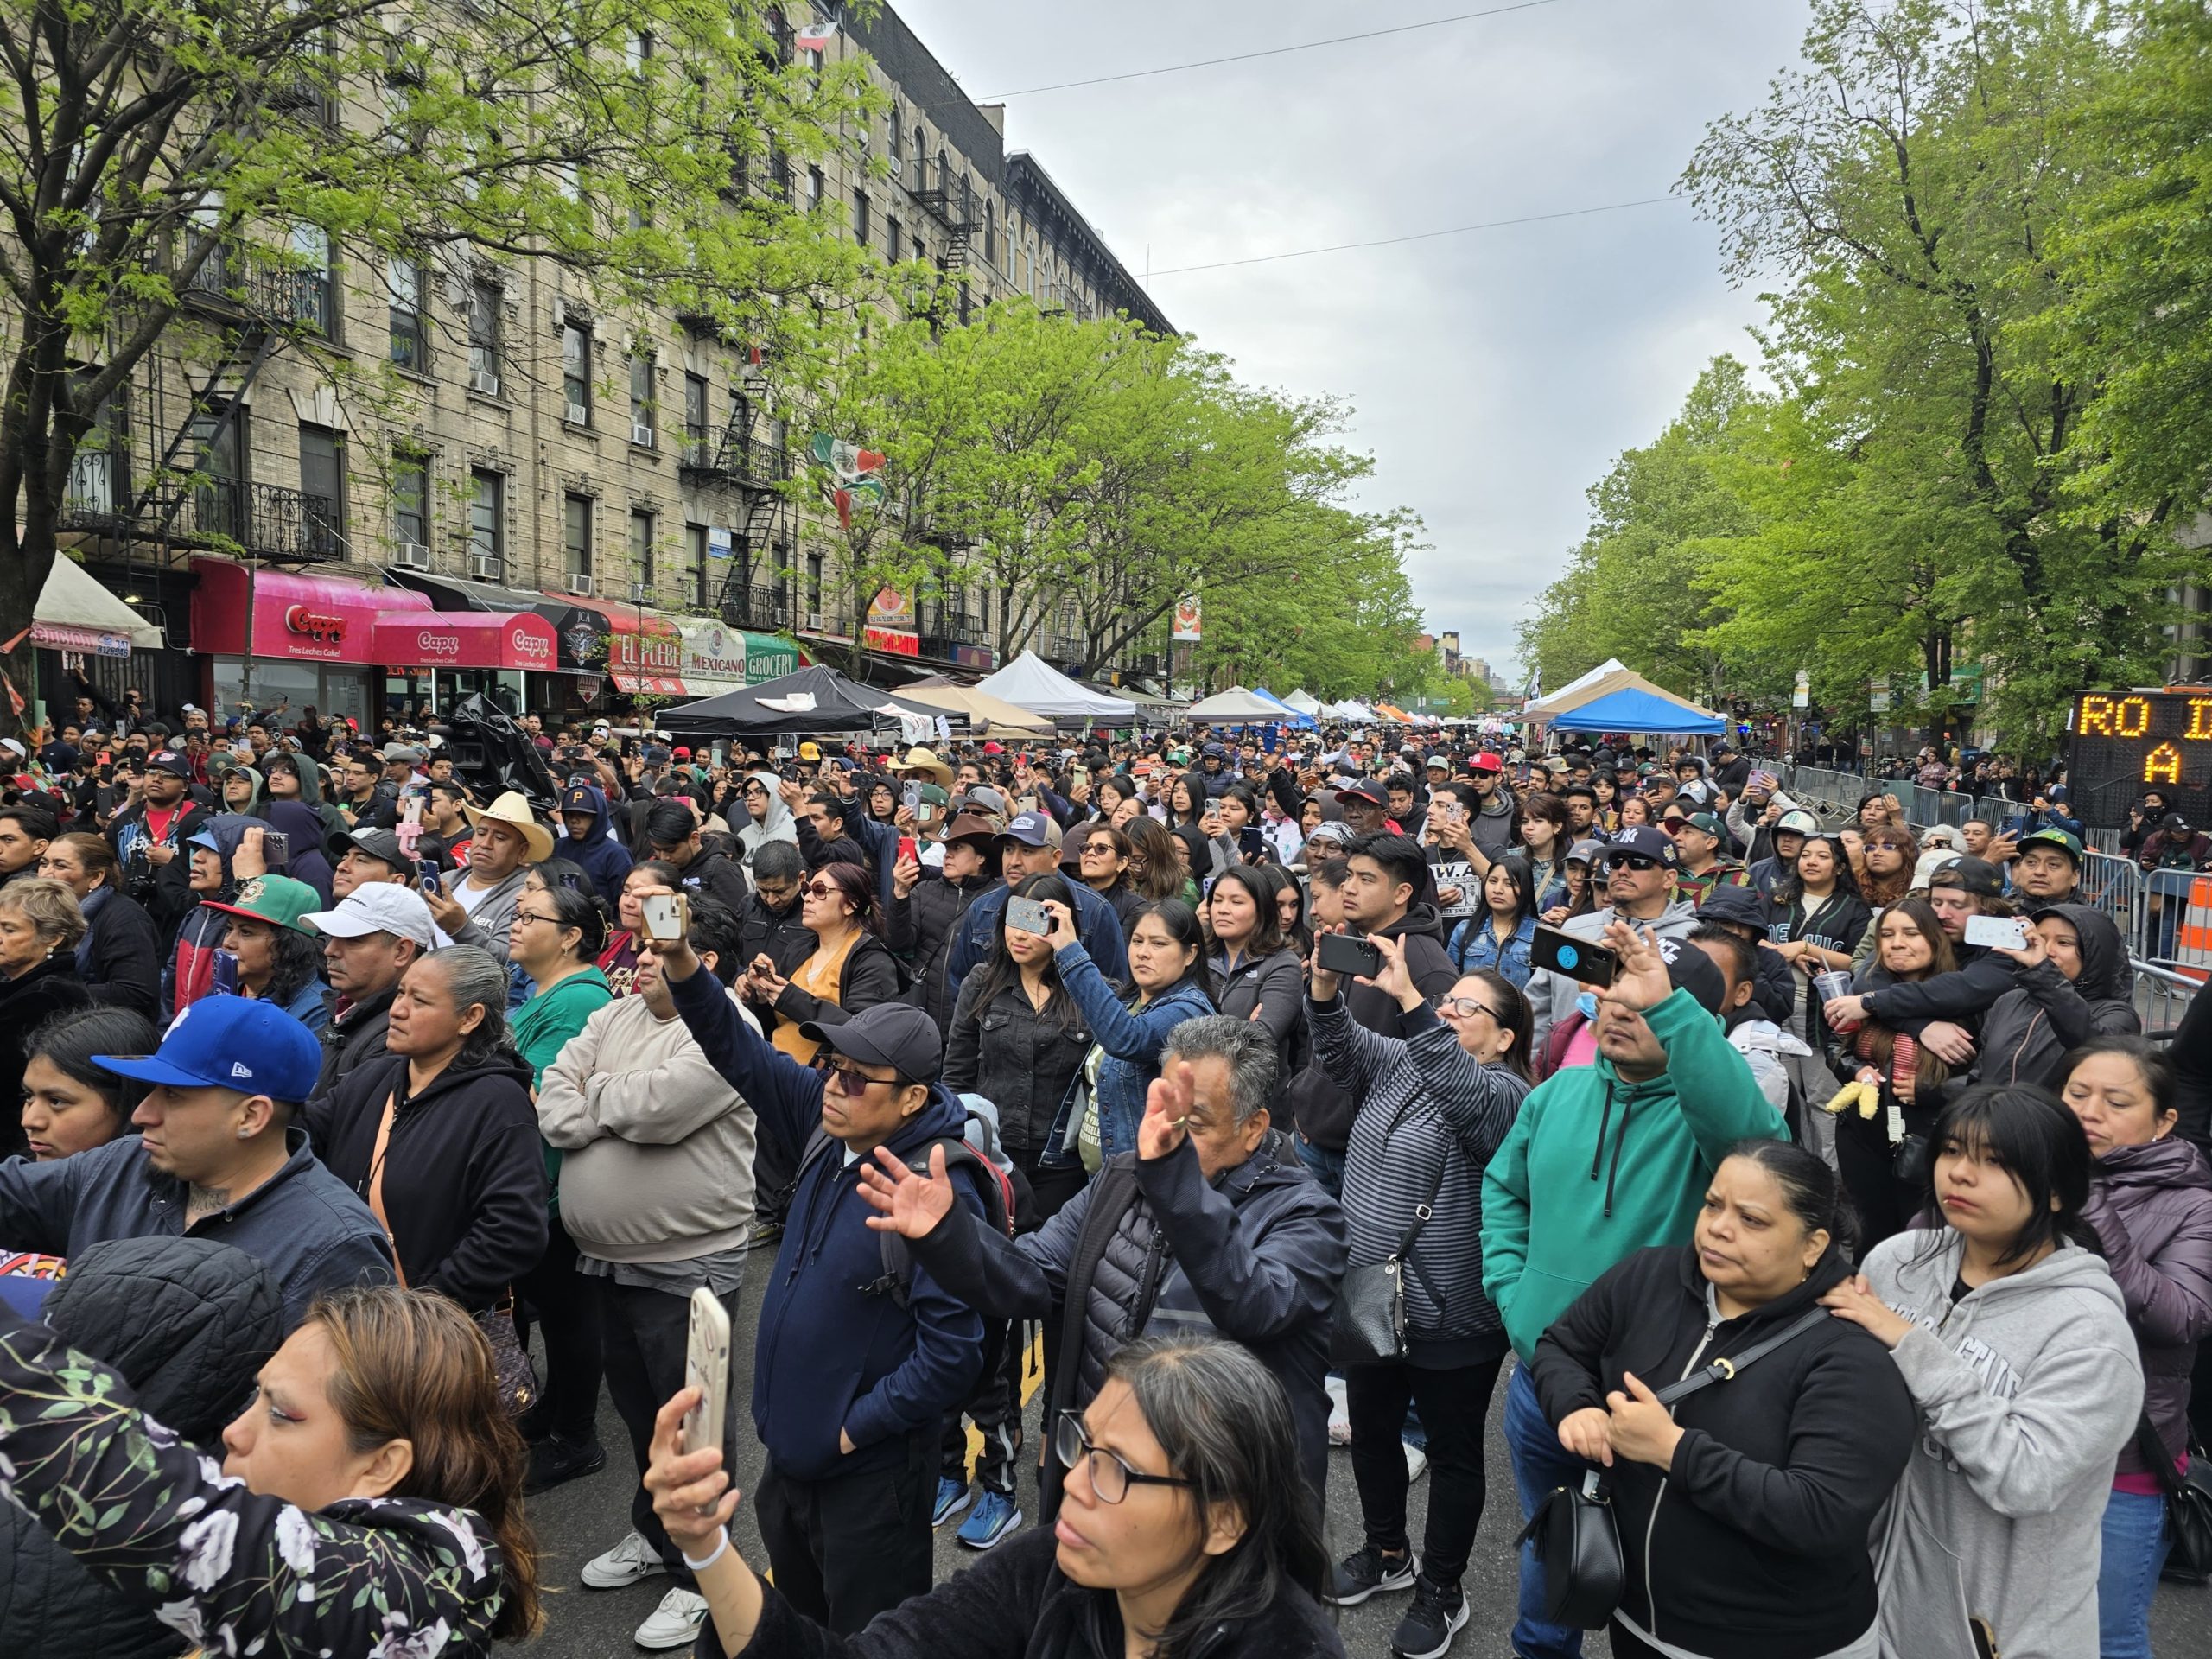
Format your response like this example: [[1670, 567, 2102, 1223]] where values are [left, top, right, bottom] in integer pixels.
[[93, 995, 322, 1103]]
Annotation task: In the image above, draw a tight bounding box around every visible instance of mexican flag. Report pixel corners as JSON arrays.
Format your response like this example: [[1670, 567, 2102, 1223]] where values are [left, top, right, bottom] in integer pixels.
[[810, 431, 886, 481], [795, 15, 839, 52]]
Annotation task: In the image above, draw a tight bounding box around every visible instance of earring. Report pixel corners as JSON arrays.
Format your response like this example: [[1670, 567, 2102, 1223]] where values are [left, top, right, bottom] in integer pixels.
[[237, 1127, 251, 1139]]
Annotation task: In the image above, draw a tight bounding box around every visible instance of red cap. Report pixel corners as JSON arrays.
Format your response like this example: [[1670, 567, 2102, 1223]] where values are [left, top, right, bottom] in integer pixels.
[[672, 747, 692, 760], [1471, 751, 1503, 772]]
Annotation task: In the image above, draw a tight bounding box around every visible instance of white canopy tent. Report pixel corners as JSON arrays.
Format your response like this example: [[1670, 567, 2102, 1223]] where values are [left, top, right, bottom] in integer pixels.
[[1281, 688, 1324, 715], [1183, 686, 1288, 722], [971, 649, 1136, 728], [1322, 698, 1376, 721], [32, 557, 164, 652]]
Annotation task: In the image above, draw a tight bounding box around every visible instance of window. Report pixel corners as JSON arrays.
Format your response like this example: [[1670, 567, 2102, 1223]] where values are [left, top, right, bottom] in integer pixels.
[[299, 424, 346, 556], [562, 321, 591, 425], [626, 30, 651, 68], [936, 149, 949, 194], [684, 373, 709, 461], [563, 493, 591, 582], [290, 224, 334, 334], [388, 255, 425, 370], [467, 281, 501, 395], [983, 202, 995, 267], [471, 469, 505, 572], [686, 522, 709, 606], [630, 350, 657, 447], [630, 508, 655, 589], [807, 166, 823, 211], [887, 113, 901, 165], [886, 216, 901, 262], [854, 189, 869, 247], [804, 550, 823, 617], [391, 454, 429, 551]]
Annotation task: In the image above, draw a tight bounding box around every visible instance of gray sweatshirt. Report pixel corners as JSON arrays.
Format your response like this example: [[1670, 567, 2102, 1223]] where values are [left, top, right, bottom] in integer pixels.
[[1524, 899, 1701, 1052], [537, 989, 760, 1263], [1862, 1230, 2142, 1659]]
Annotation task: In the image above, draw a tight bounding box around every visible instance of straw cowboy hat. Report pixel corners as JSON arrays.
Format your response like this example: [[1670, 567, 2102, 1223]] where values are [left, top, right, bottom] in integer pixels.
[[893, 746, 955, 786], [462, 790, 555, 863]]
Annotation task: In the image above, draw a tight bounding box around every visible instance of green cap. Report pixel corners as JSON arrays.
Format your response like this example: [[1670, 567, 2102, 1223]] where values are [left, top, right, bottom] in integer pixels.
[[201, 874, 324, 936], [2017, 826, 2083, 865]]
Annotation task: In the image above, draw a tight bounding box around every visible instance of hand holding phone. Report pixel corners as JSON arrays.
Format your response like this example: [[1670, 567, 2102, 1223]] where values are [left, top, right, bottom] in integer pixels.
[[1531, 923, 1620, 988], [640, 892, 690, 944], [1962, 914, 2031, 951], [1006, 897, 1053, 936], [681, 1287, 732, 1460], [1316, 931, 1382, 981]]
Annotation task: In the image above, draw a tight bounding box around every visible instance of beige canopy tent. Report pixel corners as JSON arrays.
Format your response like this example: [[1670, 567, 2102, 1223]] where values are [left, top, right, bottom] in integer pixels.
[[32, 556, 165, 652], [1523, 662, 1725, 736], [893, 678, 1056, 737]]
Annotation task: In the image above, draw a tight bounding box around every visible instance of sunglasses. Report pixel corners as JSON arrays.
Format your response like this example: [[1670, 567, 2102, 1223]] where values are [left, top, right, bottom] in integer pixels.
[[1606, 852, 1662, 873]]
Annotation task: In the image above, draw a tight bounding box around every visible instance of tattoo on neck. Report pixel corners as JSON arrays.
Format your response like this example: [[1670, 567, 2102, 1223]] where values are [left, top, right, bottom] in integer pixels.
[[187, 1184, 231, 1217]]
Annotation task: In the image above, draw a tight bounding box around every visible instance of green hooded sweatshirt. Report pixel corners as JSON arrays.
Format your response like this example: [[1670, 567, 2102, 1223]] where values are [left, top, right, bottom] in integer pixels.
[[512, 965, 615, 1209], [1480, 986, 1789, 1362]]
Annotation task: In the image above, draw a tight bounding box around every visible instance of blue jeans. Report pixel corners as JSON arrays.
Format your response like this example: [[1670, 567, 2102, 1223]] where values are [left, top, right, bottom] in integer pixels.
[[1504, 1361, 1584, 1659], [1295, 1133, 1345, 1200], [2098, 1486, 2169, 1659]]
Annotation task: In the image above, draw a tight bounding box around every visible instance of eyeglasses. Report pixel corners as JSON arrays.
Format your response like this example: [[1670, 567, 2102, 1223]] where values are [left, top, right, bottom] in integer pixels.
[[803, 881, 836, 899], [1054, 1411, 1194, 1504], [1435, 995, 1505, 1022], [1606, 853, 1662, 873], [512, 909, 561, 927], [821, 1058, 900, 1095]]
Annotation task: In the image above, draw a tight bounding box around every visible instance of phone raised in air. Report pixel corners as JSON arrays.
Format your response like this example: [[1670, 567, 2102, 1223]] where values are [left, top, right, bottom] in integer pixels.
[[682, 1286, 732, 1461], [1530, 924, 1619, 988], [640, 892, 691, 944], [1317, 931, 1382, 981], [1005, 896, 1053, 937], [1962, 914, 2031, 951]]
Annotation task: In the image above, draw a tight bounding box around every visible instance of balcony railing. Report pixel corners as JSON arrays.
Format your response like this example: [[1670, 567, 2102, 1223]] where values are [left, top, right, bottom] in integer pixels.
[[180, 477, 342, 562], [919, 610, 986, 658], [60, 452, 128, 531], [680, 433, 789, 486], [718, 579, 791, 632], [181, 244, 333, 334]]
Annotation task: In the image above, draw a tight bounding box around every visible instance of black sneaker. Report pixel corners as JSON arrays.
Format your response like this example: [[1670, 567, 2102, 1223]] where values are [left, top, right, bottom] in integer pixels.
[[1389, 1576, 1468, 1659], [1325, 1544, 1419, 1605], [524, 1434, 607, 1495]]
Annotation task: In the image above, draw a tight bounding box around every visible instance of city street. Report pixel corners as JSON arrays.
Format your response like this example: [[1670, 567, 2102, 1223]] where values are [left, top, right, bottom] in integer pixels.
[[519, 1267, 2212, 1656]]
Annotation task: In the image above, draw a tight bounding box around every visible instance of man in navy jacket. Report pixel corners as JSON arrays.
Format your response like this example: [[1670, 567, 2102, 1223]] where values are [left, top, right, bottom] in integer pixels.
[[663, 942, 987, 1633]]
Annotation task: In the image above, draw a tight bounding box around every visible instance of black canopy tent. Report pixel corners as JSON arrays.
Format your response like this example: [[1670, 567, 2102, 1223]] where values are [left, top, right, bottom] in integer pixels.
[[658, 663, 968, 738]]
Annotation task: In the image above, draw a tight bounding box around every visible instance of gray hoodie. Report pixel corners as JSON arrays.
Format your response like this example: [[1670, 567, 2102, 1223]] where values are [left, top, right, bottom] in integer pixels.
[[737, 769, 798, 859], [1524, 897, 1701, 1051], [1862, 1230, 2142, 1659]]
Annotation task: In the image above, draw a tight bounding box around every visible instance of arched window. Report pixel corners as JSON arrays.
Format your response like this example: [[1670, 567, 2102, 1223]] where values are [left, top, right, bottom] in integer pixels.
[[936, 149, 949, 194], [983, 202, 995, 267], [912, 127, 924, 187], [960, 174, 973, 228], [887, 111, 901, 162]]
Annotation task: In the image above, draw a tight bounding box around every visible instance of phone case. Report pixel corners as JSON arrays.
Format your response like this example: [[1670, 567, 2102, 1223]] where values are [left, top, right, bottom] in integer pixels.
[[1317, 932, 1382, 978], [682, 1287, 731, 1459]]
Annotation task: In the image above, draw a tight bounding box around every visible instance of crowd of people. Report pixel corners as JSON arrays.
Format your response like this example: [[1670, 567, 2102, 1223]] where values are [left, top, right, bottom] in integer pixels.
[[0, 686, 2207, 1659]]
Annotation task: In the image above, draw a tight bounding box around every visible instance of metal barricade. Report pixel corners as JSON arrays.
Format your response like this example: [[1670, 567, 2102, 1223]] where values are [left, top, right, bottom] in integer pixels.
[[2132, 959, 2203, 1040], [2084, 828, 2124, 856], [2076, 849, 2148, 959]]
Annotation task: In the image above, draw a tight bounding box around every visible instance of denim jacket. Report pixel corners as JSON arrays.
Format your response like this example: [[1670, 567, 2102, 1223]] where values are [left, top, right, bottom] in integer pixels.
[[1053, 944, 1216, 1163], [1446, 912, 1537, 987]]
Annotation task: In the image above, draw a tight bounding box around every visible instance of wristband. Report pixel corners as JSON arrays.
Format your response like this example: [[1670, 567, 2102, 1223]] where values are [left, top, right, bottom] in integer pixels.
[[681, 1528, 730, 1573]]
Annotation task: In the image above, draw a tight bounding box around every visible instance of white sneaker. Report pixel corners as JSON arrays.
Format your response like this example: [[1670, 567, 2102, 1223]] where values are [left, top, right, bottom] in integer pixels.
[[1403, 1440, 1428, 1483], [1326, 1376, 1351, 1446], [580, 1529, 664, 1590], [634, 1586, 709, 1650]]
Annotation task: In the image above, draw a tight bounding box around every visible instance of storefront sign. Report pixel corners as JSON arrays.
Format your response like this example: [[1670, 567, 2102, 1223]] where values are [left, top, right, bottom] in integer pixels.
[[372, 611, 558, 671], [192, 558, 432, 664], [863, 626, 920, 658], [29, 621, 132, 658]]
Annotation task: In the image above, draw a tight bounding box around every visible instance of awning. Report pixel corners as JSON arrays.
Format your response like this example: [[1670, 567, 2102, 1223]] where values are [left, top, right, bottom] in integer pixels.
[[372, 611, 557, 671], [384, 569, 613, 672], [33, 557, 167, 654]]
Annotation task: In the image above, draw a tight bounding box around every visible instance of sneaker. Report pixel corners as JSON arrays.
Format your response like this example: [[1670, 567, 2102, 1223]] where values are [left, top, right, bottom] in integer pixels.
[[634, 1586, 709, 1650], [1325, 1543, 1420, 1606], [1326, 1375, 1351, 1446], [523, 1434, 605, 1495], [749, 1217, 785, 1248], [1403, 1440, 1428, 1483], [580, 1529, 664, 1590], [956, 1489, 1021, 1549], [1389, 1576, 1468, 1659], [932, 1477, 973, 1527]]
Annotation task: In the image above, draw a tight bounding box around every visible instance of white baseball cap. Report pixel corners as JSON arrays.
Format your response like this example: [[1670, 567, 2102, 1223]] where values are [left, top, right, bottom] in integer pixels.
[[302, 884, 437, 949]]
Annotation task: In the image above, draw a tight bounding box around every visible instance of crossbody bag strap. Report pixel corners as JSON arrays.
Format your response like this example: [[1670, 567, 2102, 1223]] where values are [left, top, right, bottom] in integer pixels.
[[2135, 1413, 2186, 1497], [365, 1090, 407, 1290], [1654, 1306, 1830, 1408]]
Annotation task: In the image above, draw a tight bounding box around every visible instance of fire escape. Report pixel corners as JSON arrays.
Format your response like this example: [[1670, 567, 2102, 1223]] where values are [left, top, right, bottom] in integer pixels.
[[905, 154, 978, 324], [673, 338, 793, 632]]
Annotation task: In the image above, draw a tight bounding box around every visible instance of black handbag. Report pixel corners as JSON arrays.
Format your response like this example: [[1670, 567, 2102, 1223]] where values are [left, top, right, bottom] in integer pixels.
[[1328, 1161, 1445, 1369], [1516, 1306, 1831, 1629], [2137, 1416, 2212, 1584]]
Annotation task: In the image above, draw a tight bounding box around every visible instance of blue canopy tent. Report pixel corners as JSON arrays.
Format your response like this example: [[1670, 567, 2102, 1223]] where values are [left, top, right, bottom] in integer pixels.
[[1250, 688, 1318, 728], [1528, 664, 1725, 737]]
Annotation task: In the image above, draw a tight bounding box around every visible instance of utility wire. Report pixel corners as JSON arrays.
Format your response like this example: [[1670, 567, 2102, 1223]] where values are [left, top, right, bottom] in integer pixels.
[[1145, 194, 1682, 276], [977, 0, 1569, 100]]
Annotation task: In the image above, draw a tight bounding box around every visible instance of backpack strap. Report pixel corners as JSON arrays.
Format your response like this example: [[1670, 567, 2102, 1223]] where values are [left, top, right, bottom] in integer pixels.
[[869, 1138, 1008, 1306]]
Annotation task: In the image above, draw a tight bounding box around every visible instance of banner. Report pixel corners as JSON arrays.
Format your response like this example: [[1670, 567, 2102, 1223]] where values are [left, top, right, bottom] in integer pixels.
[[1433, 857, 1479, 919], [1172, 594, 1202, 642]]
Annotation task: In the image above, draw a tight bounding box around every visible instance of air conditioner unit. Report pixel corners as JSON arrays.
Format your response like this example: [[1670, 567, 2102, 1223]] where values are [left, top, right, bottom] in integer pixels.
[[632, 421, 656, 447], [467, 552, 505, 581], [565, 400, 588, 425], [803, 611, 823, 632], [469, 367, 502, 397], [568, 574, 595, 597], [393, 541, 433, 570], [629, 580, 650, 602]]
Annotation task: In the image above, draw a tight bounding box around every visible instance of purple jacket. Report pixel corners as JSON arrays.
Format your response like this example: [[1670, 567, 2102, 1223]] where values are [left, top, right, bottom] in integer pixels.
[[2082, 1135, 2212, 1471]]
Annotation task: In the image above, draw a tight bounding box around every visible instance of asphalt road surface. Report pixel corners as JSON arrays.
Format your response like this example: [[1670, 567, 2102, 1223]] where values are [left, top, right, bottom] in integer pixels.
[[519, 1265, 2212, 1656]]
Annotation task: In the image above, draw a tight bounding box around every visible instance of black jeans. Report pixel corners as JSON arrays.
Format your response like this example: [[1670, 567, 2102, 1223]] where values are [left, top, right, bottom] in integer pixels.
[[591, 1273, 742, 1585], [514, 1214, 601, 1446], [756, 1426, 936, 1632], [940, 1325, 1024, 1494], [1346, 1352, 1507, 1587]]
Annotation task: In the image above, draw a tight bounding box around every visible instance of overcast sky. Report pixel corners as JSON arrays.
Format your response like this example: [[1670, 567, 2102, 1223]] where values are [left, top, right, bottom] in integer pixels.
[[892, 0, 1812, 682]]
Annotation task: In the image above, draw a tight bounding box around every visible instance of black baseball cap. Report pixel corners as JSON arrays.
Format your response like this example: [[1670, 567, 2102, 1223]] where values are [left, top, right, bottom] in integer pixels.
[[1338, 779, 1389, 807], [327, 826, 410, 871], [147, 751, 192, 779], [800, 1002, 943, 1084], [1656, 936, 1728, 1017], [1931, 855, 2006, 898], [1605, 825, 1680, 868]]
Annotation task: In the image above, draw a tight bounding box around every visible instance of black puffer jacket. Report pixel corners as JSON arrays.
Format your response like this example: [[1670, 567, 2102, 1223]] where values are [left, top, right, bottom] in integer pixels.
[[0, 1236, 283, 1659], [1947, 902, 2139, 1096], [77, 887, 162, 1020]]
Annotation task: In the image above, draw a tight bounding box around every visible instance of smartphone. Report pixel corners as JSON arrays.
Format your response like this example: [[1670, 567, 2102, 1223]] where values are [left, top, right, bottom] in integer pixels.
[[1317, 931, 1383, 980], [902, 782, 922, 810], [260, 830, 289, 867], [1963, 914, 2031, 950], [640, 891, 690, 944], [897, 835, 918, 865], [1531, 924, 1620, 988], [412, 857, 442, 895], [1006, 896, 1053, 936], [681, 1286, 732, 1461], [211, 948, 239, 996], [1015, 795, 1039, 815]]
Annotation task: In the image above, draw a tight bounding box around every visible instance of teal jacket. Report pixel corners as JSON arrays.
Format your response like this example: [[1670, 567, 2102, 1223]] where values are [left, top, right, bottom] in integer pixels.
[[1480, 987, 1788, 1361], [512, 967, 614, 1208]]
